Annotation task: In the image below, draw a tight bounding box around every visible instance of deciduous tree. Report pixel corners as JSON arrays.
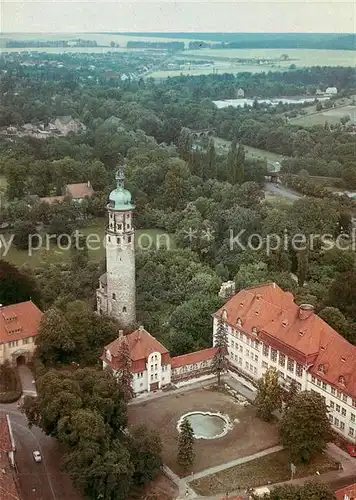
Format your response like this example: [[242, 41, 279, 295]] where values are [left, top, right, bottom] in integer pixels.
[[280, 391, 331, 463], [255, 367, 282, 421]]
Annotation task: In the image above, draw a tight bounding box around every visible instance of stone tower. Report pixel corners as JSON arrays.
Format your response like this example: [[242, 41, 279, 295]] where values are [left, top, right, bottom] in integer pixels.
[[96, 167, 136, 329]]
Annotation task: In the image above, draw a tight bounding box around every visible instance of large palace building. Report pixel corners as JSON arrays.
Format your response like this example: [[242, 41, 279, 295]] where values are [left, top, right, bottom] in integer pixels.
[[214, 282, 356, 444]]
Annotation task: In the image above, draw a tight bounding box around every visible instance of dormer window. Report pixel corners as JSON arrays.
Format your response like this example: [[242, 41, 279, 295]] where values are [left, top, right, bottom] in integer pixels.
[[318, 364, 325, 373], [252, 327, 258, 333], [282, 319, 288, 327], [339, 375, 346, 385], [236, 317, 242, 327], [222, 309, 228, 320]]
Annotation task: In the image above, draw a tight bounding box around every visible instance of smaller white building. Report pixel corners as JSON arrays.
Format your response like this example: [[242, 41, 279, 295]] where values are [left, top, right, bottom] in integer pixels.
[[325, 87, 338, 95], [102, 326, 172, 394]]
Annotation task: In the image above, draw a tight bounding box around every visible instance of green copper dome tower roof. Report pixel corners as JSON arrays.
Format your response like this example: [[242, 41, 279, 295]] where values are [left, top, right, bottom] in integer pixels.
[[108, 167, 134, 211]]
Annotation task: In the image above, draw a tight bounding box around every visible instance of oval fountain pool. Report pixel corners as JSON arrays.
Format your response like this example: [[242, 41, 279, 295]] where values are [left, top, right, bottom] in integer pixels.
[[177, 411, 232, 439]]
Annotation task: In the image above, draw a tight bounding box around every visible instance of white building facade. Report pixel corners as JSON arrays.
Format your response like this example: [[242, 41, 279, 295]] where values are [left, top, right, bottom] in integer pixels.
[[96, 168, 136, 329], [213, 283, 356, 444]]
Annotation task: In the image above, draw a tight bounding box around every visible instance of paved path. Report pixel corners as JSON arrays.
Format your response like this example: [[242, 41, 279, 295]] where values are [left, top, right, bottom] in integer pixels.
[[17, 365, 37, 396], [129, 376, 216, 406], [185, 445, 283, 482]]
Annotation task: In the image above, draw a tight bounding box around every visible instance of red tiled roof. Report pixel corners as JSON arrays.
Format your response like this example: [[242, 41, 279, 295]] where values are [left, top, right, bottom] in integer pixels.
[[0, 415, 12, 452], [66, 182, 94, 199], [39, 195, 65, 204], [102, 328, 171, 373], [171, 347, 217, 368], [335, 483, 356, 499], [216, 282, 356, 399], [0, 301, 43, 344]]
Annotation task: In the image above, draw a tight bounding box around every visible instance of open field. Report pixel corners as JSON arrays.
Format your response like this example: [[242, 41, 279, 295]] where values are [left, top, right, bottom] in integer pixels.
[[128, 387, 279, 475], [290, 105, 356, 127], [182, 48, 356, 67], [148, 47, 356, 78], [191, 449, 339, 495], [1, 220, 174, 268], [0, 32, 214, 50], [215, 137, 284, 163], [148, 63, 290, 78]]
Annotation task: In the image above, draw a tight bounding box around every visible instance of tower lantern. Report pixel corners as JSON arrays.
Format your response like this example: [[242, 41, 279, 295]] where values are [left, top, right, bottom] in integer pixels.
[[96, 165, 136, 329]]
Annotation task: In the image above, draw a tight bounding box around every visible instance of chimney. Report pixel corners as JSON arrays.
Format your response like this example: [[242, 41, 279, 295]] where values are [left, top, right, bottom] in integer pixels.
[[138, 325, 144, 332], [118, 329, 124, 338], [299, 304, 314, 320]]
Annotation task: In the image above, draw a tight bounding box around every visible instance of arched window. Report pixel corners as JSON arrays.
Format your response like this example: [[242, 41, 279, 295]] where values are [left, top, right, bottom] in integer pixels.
[[117, 237, 121, 244], [122, 306, 126, 312], [339, 375, 346, 385], [318, 364, 325, 373], [112, 293, 116, 300]]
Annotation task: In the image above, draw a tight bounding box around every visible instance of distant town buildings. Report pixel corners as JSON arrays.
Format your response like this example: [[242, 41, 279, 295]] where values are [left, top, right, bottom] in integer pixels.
[[39, 181, 94, 205], [0, 116, 86, 141], [0, 301, 42, 365]]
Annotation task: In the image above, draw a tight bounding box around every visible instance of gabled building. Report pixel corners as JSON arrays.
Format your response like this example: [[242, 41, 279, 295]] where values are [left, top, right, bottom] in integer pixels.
[[101, 328, 217, 395], [336, 483, 356, 500], [213, 282, 356, 443], [39, 181, 94, 205], [101, 326, 172, 393], [0, 301, 43, 365]]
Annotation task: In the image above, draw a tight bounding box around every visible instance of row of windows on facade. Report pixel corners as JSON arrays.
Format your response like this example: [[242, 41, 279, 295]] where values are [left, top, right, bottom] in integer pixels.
[[311, 376, 356, 408], [109, 223, 131, 231], [261, 361, 303, 390], [229, 329, 349, 395], [7, 337, 32, 348], [328, 413, 355, 437], [228, 330, 259, 350], [134, 361, 208, 378], [229, 338, 304, 377], [107, 235, 132, 244]]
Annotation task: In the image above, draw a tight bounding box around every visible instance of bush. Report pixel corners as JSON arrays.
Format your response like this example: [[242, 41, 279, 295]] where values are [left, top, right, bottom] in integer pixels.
[[0, 362, 23, 402], [0, 389, 22, 403]]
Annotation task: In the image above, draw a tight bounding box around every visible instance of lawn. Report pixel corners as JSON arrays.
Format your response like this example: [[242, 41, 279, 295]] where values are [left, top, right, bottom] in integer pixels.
[[290, 105, 356, 127], [215, 137, 283, 163], [182, 48, 356, 67], [191, 449, 339, 495], [128, 387, 279, 475], [1, 219, 174, 268]]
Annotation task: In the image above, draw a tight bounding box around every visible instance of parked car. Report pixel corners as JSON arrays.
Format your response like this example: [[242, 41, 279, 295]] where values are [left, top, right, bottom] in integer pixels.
[[32, 450, 42, 463]]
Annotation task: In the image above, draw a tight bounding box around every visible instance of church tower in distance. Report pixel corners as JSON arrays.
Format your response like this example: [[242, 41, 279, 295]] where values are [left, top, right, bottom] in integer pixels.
[[96, 166, 136, 329]]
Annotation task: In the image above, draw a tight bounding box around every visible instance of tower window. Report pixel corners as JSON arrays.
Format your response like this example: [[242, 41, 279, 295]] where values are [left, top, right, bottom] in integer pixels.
[[108, 236, 111, 242], [118, 224, 122, 230], [127, 224, 130, 229], [128, 236, 132, 243], [117, 237, 120, 244], [112, 293, 116, 300], [110, 223, 113, 229], [122, 306, 127, 312]]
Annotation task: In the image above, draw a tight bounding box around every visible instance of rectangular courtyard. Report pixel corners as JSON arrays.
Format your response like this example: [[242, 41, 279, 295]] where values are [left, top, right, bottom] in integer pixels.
[[128, 387, 280, 474]]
